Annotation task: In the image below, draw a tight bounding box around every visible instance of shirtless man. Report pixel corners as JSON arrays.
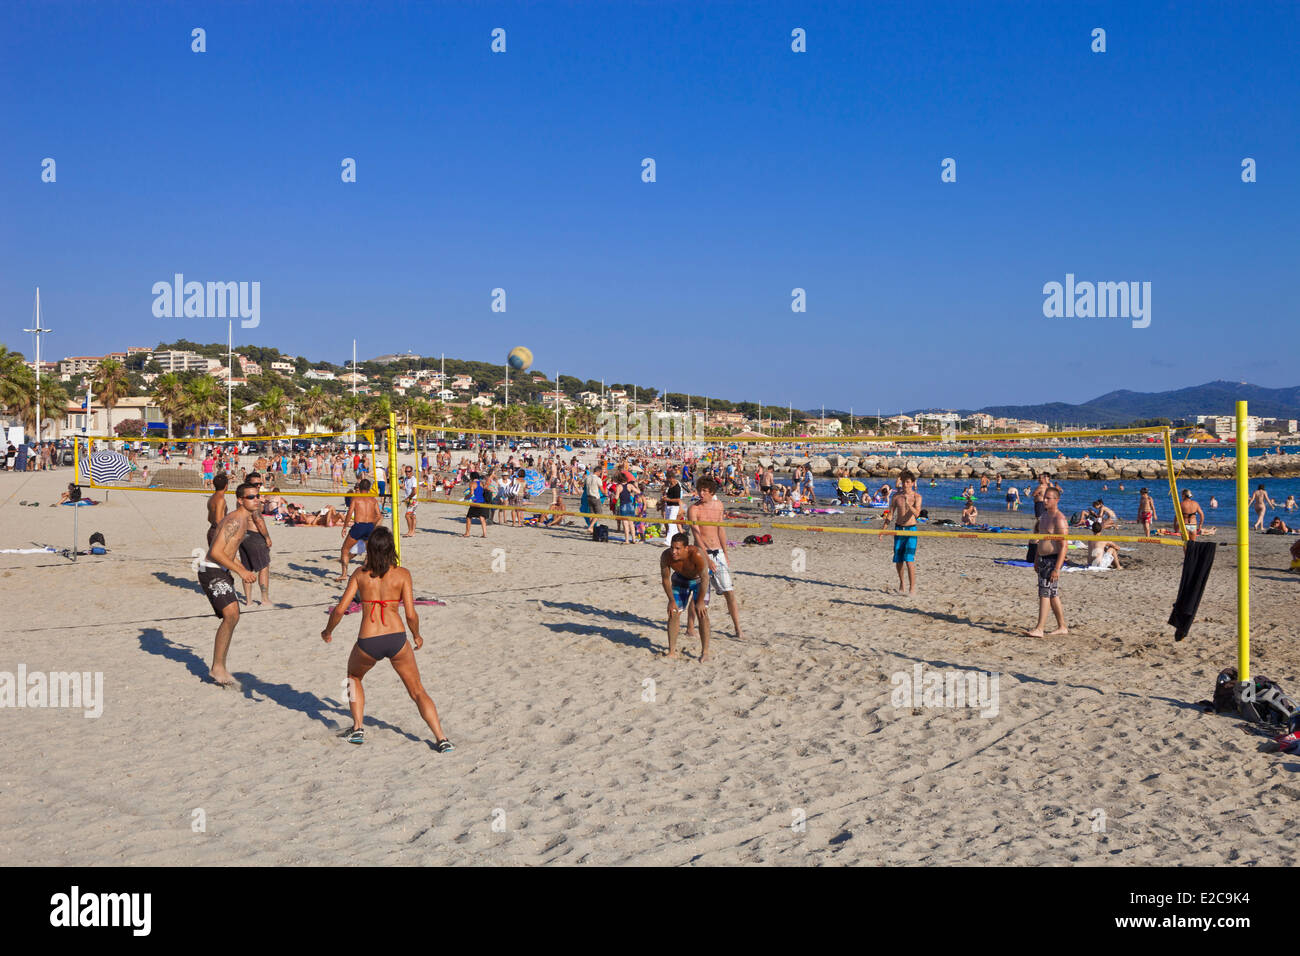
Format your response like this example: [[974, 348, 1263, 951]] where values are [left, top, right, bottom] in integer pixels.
[[687, 476, 743, 640], [1087, 521, 1123, 569], [206, 473, 230, 548], [200, 482, 262, 686], [881, 470, 922, 594], [1137, 487, 1157, 537], [1005, 485, 1020, 511], [1180, 489, 1206, 541], [239, 472, 275, 605], [340, 478, 382, 580], [1251, 484, 1276, 530], [1027, 486, 1068, 637], [660, 533, 712, 661]]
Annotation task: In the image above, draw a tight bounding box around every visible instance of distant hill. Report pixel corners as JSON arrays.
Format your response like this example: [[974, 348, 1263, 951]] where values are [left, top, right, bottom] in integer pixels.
[[972, 381, 1300, 426]]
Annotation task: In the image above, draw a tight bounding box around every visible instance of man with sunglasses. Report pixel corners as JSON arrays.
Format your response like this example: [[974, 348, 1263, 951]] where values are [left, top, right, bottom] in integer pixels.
[[200, 482, 262, 687], [238, 471, 275, 606]]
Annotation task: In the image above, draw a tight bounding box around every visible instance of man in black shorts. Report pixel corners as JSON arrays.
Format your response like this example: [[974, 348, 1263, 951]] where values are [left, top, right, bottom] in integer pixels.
[[239, 472, 274, 605], [201, 482, 262, 686], [1026, 486, 1069, 638]]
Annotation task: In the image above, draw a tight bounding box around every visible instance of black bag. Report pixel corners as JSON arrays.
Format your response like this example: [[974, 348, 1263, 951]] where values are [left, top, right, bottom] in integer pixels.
[[592, 524, 609, 542], [1210, 666, 1299, 727]]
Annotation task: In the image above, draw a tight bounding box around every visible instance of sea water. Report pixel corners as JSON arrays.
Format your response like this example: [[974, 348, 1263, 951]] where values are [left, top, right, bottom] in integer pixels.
[[808, 475, 1300, 523]]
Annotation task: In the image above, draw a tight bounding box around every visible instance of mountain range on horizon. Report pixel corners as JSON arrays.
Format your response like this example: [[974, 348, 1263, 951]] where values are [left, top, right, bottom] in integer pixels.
[[884, 381, 1300, 427]]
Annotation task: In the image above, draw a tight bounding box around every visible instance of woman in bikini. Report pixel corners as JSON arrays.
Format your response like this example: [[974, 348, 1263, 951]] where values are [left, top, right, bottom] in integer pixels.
[[322, 526, 454, 751]]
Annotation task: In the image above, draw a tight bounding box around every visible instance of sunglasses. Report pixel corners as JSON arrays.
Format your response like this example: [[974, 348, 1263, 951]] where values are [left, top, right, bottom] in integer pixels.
[[242, 494, 261, 501]]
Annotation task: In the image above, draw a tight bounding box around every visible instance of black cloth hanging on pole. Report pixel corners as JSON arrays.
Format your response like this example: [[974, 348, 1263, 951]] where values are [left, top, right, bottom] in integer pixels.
[[1169, 540, 1216, 641]]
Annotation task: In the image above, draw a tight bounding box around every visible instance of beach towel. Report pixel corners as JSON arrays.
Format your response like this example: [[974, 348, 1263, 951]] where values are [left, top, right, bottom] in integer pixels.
[[61, 499, 99, 507], [994, 559, 1034, 568], [1062, 564, 1112, 573], [0, 547, 59, 554], [1168, 540, 1215, 641]]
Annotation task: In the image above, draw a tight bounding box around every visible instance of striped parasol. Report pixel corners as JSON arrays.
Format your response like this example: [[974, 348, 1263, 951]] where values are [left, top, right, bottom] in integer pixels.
[[80, 449, 132, 484]]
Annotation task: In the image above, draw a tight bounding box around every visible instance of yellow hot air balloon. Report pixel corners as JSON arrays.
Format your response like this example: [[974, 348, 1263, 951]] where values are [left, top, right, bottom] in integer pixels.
[[507, 347, 533, 372]]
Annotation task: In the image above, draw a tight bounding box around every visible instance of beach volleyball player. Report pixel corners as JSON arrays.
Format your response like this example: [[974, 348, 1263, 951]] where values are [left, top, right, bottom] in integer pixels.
[[322, 526, 454, 751], [660, 533, 712, 662], [199, 482, 262, 687]]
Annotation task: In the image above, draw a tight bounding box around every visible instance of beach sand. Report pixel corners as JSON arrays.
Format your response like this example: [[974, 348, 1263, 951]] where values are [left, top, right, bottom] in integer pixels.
[[3, 466, 1299, 865]]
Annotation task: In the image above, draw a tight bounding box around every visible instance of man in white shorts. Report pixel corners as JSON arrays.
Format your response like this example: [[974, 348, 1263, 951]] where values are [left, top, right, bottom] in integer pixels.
[[686, 475, 743, 641], [400, 464, 418, 537]]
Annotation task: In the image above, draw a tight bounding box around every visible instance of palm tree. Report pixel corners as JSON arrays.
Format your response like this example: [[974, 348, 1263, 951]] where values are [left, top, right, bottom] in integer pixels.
[[32, 374, 70, 436], [320, 395, 348, 433], [297, 385, 329, 433], [0, 347, 27, 418], [501, 404, 525, 435], [151, 372, 186, 439], [93, 358, 132, 434], [256, 386, 289, 434], [0, 361, 70, 436], [181, 377, 224, 437], [525, 404, 549, 434]]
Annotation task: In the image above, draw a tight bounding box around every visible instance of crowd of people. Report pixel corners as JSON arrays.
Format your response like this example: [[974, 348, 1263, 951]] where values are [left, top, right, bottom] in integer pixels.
[[183, 436, 1300, 746]]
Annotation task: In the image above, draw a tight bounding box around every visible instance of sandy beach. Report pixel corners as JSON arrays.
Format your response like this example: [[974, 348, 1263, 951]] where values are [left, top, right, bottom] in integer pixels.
[[3, 465, 1299, 866]]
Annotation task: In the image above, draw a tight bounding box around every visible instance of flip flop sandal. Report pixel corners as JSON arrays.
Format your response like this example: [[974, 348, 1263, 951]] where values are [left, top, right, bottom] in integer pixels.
[[433, 738, 455, 753], [342, 728, 365, 745]]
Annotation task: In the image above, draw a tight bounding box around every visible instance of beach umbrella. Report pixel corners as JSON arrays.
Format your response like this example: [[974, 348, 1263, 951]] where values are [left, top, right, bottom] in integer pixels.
[[851, 480, 866, 492], [80, 450, 131, 484], [837, 477, 853, 492]]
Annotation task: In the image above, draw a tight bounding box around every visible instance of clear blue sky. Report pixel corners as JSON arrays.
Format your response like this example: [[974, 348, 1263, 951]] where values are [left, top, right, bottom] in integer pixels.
[[3, 1, 1297, 413]]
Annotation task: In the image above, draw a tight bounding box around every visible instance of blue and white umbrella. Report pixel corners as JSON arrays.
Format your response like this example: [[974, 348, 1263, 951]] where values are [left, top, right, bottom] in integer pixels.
[[80, 450, 132, 484]]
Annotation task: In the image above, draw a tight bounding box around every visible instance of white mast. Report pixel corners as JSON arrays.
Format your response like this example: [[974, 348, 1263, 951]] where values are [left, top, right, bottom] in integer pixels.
[[23, 288, 52, 441], [227, 319, 233, 435]]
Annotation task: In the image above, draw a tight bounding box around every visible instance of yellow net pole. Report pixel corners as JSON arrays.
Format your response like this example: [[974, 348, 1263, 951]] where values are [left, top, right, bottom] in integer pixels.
[[1162, 425, 1188, 541], [389, 413, 401, 566], [1236, 401, 1250, 682]]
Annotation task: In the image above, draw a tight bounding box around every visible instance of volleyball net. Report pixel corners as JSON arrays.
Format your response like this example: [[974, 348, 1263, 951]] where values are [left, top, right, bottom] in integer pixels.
[[73, 430, 381, 497], [400, 423, 1191, 546]]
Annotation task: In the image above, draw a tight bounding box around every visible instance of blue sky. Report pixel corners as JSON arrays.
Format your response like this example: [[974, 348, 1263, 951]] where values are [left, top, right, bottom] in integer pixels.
[[3, 1, 1297, 413]]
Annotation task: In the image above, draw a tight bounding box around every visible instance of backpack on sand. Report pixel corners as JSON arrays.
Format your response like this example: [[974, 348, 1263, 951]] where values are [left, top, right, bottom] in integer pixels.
[[1209, 667, 1300, 728], [592, 524, 609, 542]]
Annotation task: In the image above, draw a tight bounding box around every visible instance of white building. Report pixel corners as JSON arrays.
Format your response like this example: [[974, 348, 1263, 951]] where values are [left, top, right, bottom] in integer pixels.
[[270, 361, 296, 373], [304, 369, 336, 381], [152, 350, 210, 373], [59, 356, 104, 376], [452, 375, 475, 390], [807, 418, 843, 437]]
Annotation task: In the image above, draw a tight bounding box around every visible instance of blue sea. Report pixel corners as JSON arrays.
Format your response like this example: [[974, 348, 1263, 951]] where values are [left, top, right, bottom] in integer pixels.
[[758, 443, 1299, 461], [806, 475, 1300, 523]]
